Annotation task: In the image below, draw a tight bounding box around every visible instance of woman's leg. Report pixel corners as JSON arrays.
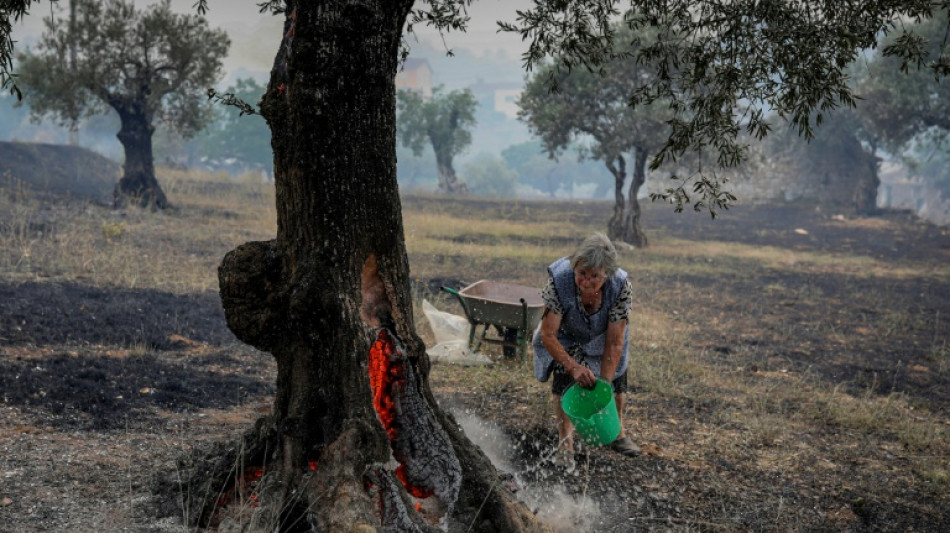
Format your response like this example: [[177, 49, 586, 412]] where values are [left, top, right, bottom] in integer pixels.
[[614, 391, 625, 437], [611, 377, 640, 456], [553, 394, 574, 452]]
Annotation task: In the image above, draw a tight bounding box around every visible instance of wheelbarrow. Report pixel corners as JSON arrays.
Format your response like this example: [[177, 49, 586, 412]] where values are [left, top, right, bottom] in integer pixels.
[[440, 280, 544, 361]]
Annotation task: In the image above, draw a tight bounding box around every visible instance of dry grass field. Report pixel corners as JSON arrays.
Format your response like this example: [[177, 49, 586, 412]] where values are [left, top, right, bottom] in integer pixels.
[[0, 167, 948, 531]]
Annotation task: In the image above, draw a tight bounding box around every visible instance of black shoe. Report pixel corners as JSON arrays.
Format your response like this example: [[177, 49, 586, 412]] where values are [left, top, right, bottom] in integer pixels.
[[610, 436, 641, 457]]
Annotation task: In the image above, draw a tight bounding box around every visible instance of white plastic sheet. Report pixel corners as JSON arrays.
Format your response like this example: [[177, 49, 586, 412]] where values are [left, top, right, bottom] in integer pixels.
[[422, 299, 493, 366]]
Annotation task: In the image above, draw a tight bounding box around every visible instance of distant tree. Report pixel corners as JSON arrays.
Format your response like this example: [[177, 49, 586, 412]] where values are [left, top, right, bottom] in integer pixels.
[[852, 12, 950, 212], [501, 140, 612, 198], [763, 108, 879, 209], [198, 78, 271, 173], [519, 26, 672, 247], [904, 136, 950, 198], [396, 85, 476, 194], [15, 0, 228, 209], [501, 141, 571, 197], [463, 156, 518, 198], [770, 13, 950, 214]]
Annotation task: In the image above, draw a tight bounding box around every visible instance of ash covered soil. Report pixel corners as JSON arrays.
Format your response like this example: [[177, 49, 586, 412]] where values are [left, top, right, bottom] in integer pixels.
[[2, 199, 950, 532]]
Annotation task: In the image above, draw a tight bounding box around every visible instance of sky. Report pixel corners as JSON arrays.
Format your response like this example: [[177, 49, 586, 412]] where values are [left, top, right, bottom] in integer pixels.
[[10, 0, 535, 85]]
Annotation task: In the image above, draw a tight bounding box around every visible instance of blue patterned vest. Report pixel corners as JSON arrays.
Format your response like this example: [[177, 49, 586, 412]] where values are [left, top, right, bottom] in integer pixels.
[[532, 257, 630, 382]]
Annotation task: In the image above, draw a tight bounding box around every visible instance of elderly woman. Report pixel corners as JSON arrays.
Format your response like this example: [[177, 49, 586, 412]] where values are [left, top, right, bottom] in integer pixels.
[[533, 233, 640, 465]]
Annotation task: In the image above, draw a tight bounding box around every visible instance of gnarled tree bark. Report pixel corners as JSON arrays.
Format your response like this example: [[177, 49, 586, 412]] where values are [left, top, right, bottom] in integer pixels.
[[606, 154, 627, 242], [112, 96, 168, 209], [620, 146, 649, 248], [435, 149, 468, 194], [606, 152, 648, 248], [197, 2, 545, 531]]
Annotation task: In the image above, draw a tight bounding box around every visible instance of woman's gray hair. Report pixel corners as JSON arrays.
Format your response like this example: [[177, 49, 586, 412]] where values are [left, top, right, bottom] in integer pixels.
[[570, 232, 619, 276]]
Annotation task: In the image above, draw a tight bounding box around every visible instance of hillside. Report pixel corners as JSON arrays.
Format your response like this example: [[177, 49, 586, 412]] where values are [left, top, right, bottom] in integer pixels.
[[0, 141, 119, 203]]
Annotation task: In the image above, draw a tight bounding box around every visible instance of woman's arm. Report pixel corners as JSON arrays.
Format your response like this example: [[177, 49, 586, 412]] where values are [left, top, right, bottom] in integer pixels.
[[600, 319, 626, 381], [540, 309, 597, 388]]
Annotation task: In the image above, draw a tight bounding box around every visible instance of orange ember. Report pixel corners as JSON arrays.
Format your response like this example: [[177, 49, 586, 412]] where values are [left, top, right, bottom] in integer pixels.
[[244, 466, 264, 483], [214, 465, 265, 515], [368, 329, 401, 440], [368, 329, 433, 499]]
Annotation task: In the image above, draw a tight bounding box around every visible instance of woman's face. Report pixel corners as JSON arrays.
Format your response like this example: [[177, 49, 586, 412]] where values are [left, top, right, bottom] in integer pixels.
[[573, 264, 607, 296]]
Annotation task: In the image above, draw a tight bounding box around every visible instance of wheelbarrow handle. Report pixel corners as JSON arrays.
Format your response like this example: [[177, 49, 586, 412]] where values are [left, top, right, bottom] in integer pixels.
[[440, 286, 478, 350], [439, 286, 471, 317], [439, 286, 460, 297]]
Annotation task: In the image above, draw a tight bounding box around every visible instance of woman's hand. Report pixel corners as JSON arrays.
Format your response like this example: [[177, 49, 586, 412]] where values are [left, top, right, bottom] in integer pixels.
[[569, 364, 597, 389]]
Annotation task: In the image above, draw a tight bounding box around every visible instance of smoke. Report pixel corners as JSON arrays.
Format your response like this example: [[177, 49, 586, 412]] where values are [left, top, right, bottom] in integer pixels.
[[451, 409, 602, 532]]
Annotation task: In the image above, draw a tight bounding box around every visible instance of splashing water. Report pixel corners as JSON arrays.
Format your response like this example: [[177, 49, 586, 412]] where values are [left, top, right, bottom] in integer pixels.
[[451, 409, 602, 532]]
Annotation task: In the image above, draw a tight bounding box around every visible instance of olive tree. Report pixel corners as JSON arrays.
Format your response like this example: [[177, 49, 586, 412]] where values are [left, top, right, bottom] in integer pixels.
[[396, 85, 477, 193], [853, 11, 950, 211], [15, 0, 228, 209], [5, 0, 950, 531], [519, 25, 672, 247]]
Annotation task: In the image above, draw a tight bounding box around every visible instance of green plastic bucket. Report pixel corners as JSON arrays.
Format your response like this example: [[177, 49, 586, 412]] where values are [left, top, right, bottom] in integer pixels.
[[561, 379, 621, 446]]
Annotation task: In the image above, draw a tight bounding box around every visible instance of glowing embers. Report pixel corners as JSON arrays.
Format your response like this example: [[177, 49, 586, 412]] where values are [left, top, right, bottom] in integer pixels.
[[367, 327, 461, 528], [368, 329, 433, 499], [218, 466, 264, 508], [210, 465, 265, 526], [368, 329, 400, 440], [367, 328, 462, 531]]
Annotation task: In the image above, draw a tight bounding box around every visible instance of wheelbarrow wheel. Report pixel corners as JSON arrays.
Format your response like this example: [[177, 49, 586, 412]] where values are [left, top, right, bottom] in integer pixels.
[[498, 326, 519, 359]]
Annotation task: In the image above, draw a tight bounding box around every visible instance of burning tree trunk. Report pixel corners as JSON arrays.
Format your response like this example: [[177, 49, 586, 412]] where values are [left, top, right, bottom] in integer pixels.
[[195, 2, 545, 531], [112, 97, 168, 209]]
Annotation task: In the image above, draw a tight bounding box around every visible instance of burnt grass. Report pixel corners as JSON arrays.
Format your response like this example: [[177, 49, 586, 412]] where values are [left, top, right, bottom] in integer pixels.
[[2, 194, 950, 531]]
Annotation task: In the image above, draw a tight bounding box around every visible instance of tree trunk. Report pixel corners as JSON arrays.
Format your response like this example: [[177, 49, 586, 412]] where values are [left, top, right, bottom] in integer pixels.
[[204, 2, 545, 531], [113, 98, 168, 209], [854, 140, 881, 215], [605, 155, 626, 241], [434, 146, 467, 194], [620, 147, 649, 248]]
